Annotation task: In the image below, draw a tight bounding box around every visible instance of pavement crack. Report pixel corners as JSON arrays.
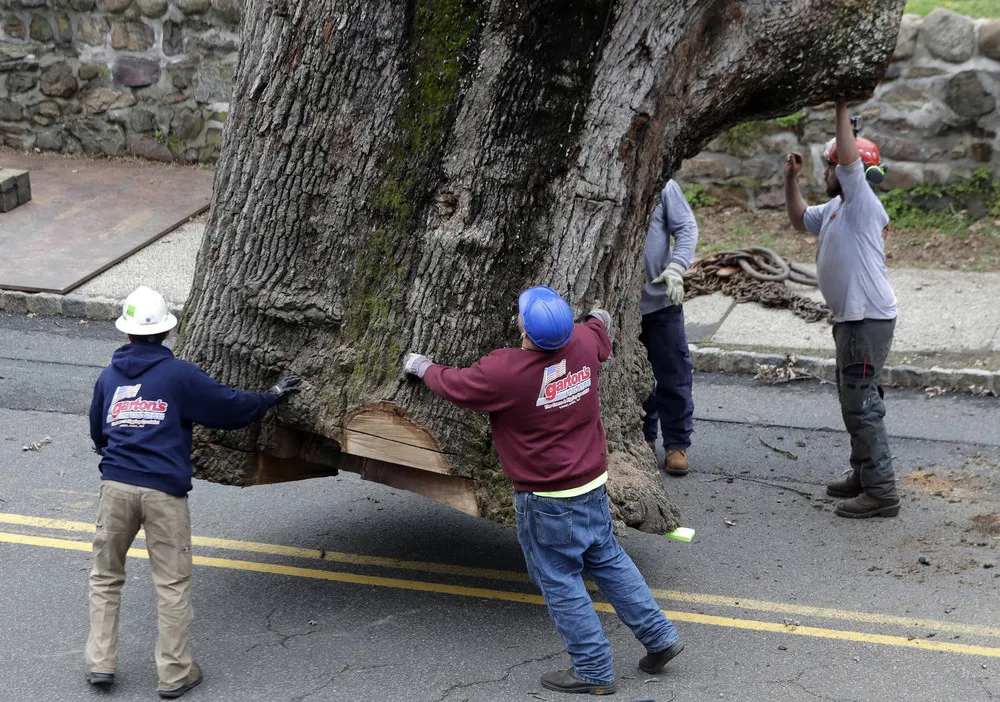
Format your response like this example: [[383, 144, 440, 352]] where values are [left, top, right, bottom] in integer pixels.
[[764, 666, 859, 702], [431, 648, 565, 702], [290, 665, 350, 702], [262, 607, 319, 649]]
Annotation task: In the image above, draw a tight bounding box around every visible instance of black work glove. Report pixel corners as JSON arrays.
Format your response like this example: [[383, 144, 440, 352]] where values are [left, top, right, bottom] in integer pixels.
[[269, 374, 302, 401]]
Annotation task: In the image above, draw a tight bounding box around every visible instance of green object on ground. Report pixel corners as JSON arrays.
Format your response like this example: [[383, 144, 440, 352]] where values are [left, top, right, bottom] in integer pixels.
[[665, 527, 695, 542]]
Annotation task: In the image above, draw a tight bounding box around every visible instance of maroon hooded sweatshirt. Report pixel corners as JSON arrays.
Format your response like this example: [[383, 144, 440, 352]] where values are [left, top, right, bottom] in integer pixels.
[[422, 317, 612, 493]]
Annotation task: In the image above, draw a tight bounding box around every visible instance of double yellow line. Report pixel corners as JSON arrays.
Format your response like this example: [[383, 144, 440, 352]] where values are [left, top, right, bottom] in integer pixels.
[[2, 512, 999, 658]]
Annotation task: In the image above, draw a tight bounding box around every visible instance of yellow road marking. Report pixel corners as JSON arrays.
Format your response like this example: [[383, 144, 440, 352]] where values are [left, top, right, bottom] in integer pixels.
[[3, 530, 1000, 659], [3, 512, 999, 640]]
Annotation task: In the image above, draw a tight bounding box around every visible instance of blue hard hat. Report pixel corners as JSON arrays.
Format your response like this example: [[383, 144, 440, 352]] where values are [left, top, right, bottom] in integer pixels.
[[518, 286, 574, 351]]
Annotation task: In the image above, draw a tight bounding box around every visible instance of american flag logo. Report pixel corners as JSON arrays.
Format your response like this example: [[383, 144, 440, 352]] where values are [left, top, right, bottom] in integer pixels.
[[111, 384, 142, 404], [543, 360, 567, 384]]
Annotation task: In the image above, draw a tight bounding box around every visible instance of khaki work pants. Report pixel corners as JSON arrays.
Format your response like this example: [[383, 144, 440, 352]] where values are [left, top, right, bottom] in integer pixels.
[[85, 480, 194, 691]]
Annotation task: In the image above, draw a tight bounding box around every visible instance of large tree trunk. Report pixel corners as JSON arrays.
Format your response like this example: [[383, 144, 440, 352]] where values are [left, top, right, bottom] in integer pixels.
[[179, 0, 905, 533]]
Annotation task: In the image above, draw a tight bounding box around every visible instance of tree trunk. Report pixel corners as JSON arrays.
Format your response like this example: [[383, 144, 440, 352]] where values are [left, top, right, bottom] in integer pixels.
[[179, 0, 905, 534]]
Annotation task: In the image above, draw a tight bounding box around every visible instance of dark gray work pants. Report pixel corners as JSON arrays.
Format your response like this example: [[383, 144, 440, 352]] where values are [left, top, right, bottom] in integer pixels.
[[833, 318, 898, 501]]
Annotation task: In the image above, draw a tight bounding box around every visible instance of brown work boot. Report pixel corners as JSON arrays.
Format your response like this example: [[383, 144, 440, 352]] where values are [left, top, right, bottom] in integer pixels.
[[826, 474, 862, 498], [665, 450, 688, 476], [834, 494, 900, 519], [158, 663, 203, 699]]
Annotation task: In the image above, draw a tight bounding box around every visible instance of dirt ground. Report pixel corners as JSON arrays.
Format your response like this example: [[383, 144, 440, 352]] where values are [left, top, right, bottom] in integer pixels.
[[695, 206, 1000, 272]]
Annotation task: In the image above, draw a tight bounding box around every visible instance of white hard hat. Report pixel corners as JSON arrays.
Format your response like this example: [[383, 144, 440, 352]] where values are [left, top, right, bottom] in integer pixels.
[[115, 285, 178, 336]]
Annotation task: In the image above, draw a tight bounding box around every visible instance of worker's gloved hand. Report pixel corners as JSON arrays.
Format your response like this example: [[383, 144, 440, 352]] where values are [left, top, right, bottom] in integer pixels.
[[652, 262, 686, 307], [587, 308, 611, 334], [269, 374, 302, 401], [402, 353, 432, 379]]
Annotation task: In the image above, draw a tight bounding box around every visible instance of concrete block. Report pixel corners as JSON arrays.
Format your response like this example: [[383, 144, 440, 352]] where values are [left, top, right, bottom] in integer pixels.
[[0, 289, 28, 314], [0, 168, 31, 211], [25, 292, 63, 315], [61, 294, 88, 318], [0, 187, 17, 213], [797, 355, 836, 383], [884, 364, 924, 387], [84, 296, 121, 320]]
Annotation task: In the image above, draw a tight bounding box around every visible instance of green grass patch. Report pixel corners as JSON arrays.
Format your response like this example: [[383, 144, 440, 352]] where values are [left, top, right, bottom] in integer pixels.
[[683, 184, 717, 209], [719, 121, 766, 157], [904, 0, 1000, 17], [776, 112, 804, 129], [880, 167, 1000, 234]]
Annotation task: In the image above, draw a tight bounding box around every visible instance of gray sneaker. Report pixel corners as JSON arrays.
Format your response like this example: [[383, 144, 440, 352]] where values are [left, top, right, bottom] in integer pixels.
[[159, 663, 203, 699]]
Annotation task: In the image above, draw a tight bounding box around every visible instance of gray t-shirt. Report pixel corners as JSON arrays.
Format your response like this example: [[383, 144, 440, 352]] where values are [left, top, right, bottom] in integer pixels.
[[640, 180, 699, 315], [804, 159, 897, 323]]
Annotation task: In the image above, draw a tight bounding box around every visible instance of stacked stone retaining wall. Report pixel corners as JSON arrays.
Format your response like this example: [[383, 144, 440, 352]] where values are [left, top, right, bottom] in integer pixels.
[[0, 5, 997, 182], [679, 9, 1000, 207], [0, 0, 240, 162]]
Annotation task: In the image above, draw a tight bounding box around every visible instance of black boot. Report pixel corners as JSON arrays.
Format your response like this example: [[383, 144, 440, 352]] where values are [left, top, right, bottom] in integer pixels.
[[826, 474, 862, 498], [540, 669, 616, 695], [638, 642, 684, 673]]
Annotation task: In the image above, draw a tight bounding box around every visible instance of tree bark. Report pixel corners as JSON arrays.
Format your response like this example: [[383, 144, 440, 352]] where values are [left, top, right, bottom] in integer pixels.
[[179, 0, 905, 533]]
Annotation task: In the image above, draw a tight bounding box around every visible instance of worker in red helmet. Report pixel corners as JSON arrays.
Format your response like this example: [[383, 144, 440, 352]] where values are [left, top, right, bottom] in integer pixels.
[[402, 286, 682, 695], [783, 103, 900, 519]]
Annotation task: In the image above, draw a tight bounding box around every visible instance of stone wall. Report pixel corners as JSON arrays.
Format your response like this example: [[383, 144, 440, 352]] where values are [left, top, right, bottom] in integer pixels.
[[0, 5, 997, 179], [677, 9, 1000, 208], [0, 0, 240, 162]]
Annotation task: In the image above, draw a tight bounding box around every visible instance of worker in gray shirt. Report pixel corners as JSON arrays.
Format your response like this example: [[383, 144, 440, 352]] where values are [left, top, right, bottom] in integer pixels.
[[639, 180, 699, 476], [783, 102, 900, 519]]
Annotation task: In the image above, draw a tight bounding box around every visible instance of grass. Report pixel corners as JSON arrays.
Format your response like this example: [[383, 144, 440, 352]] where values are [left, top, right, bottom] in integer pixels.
[[695, 206, 1000, 272], [904, 0, 1000, 17]]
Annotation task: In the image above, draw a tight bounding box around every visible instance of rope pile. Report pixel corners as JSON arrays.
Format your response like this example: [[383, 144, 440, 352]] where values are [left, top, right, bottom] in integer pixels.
[[683, 247, 832, 324]]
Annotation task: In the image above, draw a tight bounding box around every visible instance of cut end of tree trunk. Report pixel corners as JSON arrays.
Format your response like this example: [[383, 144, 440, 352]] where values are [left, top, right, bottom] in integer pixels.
[[193, 406, 679, 534]]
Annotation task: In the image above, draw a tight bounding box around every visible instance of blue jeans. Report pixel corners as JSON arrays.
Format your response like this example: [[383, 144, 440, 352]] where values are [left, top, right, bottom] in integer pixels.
[[640, 305, 694, 449], [514, 486, 679, 684]]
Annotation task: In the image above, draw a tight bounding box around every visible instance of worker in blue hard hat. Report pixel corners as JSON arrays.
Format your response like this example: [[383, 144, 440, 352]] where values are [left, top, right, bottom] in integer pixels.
[[402, 286, 683, 695]]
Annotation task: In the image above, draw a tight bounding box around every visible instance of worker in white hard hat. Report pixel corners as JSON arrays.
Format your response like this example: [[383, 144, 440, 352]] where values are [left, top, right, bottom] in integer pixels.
[[85, 285, 302, 698]]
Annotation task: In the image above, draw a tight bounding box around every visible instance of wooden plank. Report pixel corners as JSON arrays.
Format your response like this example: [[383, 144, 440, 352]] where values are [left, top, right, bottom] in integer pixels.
[[344, 409, 441, 451], [341, 427, 452, 475], [358, 459, 479, 518]]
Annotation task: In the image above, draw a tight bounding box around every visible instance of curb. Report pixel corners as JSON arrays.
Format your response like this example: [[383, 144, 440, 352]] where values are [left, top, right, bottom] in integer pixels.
[[2, 290, 996, 396], [692, 346, 999, 396], [0, 290, 183, 320]]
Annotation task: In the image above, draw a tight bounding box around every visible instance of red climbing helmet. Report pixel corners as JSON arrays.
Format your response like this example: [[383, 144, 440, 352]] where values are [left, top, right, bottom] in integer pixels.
[[823, 137, 882, 168], [823, 137, 885, 185]]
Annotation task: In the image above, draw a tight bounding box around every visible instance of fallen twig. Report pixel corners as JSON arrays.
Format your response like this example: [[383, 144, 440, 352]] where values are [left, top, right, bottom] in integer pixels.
[[703, 474, 815, 499], [759, 437, 798, 460]]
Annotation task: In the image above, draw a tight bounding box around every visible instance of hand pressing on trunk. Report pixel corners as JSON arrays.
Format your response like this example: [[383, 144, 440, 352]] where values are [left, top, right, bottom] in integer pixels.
[[587, 308, 611, 335], [402, 353, 432, 379], [269, 374, 302, 401], [652, 262, 686, 307]]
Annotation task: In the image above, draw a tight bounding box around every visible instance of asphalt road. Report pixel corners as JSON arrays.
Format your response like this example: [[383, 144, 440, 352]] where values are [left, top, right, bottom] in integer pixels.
[[2, 311, 1000, 702]]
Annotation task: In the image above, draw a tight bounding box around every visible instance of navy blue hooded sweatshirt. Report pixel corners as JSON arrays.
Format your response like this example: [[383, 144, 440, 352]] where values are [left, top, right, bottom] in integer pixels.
[[90, 343, 278, 496]]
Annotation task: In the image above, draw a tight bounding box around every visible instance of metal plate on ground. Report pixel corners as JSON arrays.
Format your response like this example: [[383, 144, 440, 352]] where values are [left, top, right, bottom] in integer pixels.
[[0, 150, 213, 294]]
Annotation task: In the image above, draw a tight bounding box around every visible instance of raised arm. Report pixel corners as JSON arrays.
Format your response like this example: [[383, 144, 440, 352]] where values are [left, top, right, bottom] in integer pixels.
[[834, 102, 859, 167], [783, 152, 808, 232]]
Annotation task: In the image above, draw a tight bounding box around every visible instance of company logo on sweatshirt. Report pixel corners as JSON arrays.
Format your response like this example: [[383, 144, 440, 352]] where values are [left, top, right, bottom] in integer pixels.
[[107, 384, 170, 427], [536, 360, 592, 409]]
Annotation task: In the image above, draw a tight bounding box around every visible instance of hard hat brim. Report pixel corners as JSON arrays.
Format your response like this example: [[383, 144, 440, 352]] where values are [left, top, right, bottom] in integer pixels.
[[115, 313, 178, 336]]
